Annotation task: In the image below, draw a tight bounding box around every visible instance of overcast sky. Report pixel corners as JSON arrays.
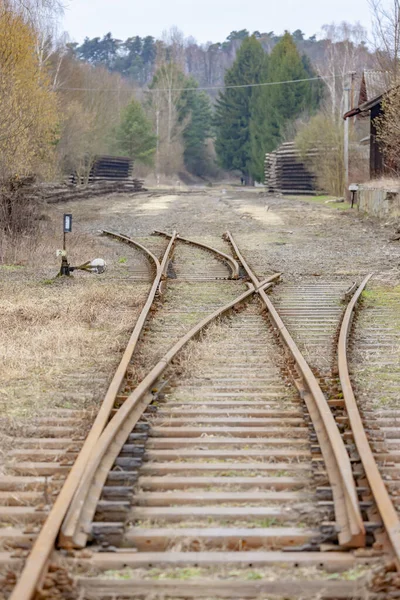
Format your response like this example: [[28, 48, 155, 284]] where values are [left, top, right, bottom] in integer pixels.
[[62, 0, 372, 44]]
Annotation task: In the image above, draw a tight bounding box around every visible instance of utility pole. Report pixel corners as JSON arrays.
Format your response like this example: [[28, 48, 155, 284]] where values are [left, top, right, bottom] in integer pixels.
[[344, 74, 351, 199], [344, 72, 357, 199]]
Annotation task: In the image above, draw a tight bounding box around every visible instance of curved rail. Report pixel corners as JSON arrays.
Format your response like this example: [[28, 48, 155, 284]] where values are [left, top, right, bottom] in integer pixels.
[[10, 232, 178, 600], [338, 274, 400, 568], [154, 229, 240, 279], [59, 277, 278, 548], [102, 229, 161, 272], [226, 231, 365, 548]]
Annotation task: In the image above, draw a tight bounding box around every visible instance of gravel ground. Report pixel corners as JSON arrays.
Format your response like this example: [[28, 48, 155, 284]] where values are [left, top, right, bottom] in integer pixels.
[[56, 187, 400, 284], [1, 186, 399, 454]]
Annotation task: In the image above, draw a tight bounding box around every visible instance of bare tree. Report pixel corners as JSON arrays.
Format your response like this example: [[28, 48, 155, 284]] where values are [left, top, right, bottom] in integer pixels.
[[369, 0, 400, 80], [314, 22, 371, 119]]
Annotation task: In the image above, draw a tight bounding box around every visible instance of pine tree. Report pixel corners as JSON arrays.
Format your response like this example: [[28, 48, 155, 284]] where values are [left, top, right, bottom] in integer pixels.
[[248, 54, 269, 182], [214, 35, 265, 183], [183, 89, 213, 176], [249, 32, 319, 181], [115, 99, 157, 165]]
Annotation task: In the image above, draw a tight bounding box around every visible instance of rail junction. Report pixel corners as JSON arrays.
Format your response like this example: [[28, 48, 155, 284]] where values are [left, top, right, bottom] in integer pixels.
[[2, 229, 400, 599]]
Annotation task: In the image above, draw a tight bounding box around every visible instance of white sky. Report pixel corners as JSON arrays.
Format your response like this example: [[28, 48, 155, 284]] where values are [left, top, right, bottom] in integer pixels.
[[62, 0, 373, 45]]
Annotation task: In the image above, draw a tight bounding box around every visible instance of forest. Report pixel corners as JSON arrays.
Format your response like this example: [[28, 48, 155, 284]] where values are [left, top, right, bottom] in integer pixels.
[[62, 22, 376, 184], [2, 0, 396, 238]]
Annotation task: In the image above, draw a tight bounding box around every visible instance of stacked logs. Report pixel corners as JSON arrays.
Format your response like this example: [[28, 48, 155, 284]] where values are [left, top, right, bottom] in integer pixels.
[[265, 142, 318, 195]]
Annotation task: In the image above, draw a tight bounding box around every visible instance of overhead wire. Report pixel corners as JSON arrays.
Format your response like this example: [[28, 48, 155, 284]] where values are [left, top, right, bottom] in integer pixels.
[[58, 73, 341, 93]]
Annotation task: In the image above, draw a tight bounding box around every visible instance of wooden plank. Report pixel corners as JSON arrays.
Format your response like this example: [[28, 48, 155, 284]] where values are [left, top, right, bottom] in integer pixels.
[[138, 476, 308, 490], [130, 506, 288, 521], [77, 577, 367, 599], [151, 418, 304, 426], [149, 426, 308, 438], [156, 409, 303, 417], [0, 476, 49, 491], [146, 437, 309, 449], [6, 463, 69, 476], [145, 449, 311, 460], [0, 491, 47, 506], [13, 438, 76, 449], [124, 527, 317, 551], [72, 550, 362, 570], [140, 463, 311, 475], [0, 507, 48, 523], [132, 491, 308, 506]]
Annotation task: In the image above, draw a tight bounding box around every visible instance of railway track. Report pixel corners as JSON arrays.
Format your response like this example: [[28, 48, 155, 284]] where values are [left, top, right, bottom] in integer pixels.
[[2, 231, 400, 599]]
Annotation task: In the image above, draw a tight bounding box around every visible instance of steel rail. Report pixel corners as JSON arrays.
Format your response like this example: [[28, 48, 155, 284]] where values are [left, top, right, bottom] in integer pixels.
[[338, 274, 400, 568], [60, 276, 279, 549], [226, 231, 365, 548], [102, 229, 161, 272], [9, 232, 178, 600], [154, 229, 240, 279]]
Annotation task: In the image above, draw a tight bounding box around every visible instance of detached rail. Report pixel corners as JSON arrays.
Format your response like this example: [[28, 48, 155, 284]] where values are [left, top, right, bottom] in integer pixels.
[[10, 232, 178, 600], [226, 231, 366, 548], [338, 274, 400, 568]]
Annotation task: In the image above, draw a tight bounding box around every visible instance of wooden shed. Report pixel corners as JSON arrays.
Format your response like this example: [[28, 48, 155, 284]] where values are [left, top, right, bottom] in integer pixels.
[[344, 71, 391, 179]]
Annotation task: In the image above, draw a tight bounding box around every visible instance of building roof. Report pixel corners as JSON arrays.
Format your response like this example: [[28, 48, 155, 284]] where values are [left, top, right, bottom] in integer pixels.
[[344, 93, 384, 120], [358, 70, 391, 104], [344, 70, 392, 120]]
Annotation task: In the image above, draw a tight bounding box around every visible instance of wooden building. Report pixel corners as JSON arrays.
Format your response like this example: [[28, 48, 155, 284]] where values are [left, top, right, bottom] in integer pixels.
[[344, 71, 391, 179]]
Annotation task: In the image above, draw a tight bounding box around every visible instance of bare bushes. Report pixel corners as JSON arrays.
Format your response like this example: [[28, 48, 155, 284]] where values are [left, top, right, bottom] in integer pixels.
[[295, 112, 344, 196], [0, 177, 44, 263], [0, 1, 58, 259]]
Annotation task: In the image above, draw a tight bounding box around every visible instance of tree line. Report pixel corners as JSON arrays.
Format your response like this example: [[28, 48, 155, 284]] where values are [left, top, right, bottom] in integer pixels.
[[2, 0, 388, 251]]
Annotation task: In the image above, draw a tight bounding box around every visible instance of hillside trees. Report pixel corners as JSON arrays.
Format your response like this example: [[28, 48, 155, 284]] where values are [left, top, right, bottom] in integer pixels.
[[146, 60, 214, 177], [215, 33, 318, 183], [214, 36, 266, 183]]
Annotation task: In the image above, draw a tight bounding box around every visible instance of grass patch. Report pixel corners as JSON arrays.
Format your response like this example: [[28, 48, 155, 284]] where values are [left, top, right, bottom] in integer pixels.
[[287, 195, 351, 210]]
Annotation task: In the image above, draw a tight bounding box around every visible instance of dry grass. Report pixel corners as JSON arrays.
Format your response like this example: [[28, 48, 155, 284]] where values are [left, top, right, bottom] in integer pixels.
[[0, 278, 149, 419], [0, 209, 152, 462]]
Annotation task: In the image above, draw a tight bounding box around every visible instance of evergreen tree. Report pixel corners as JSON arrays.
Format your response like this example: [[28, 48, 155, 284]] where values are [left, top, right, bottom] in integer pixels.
[[114, 99, 157, 165], [248, 54, 269, 182], [183, 89, 213, 176], [249, 32, 319, 181], [214, 35, 265, 183]]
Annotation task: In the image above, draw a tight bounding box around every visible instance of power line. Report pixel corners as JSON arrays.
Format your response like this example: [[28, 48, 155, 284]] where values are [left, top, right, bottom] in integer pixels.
[[58, 73, 339, 93]]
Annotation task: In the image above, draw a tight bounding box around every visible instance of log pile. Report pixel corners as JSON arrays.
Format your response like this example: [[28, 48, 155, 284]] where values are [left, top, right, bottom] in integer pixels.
[[89, 155, 133, 181], [43, 179, 146, 204], [265, 142, 318, 195]]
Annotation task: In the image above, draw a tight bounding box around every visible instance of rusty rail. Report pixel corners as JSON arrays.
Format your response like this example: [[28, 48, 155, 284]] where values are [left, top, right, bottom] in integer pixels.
[[59, 276, 279, 549], [338, 274, 400, 568], [226, 231, 365, 548], [102, 229, 161, 271], [154, 229, 240, 279], [9, 233, 178, 600]]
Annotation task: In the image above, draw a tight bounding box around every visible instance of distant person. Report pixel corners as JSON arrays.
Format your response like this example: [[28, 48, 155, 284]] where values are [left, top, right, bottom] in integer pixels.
[[240, 177, 245, 186]]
